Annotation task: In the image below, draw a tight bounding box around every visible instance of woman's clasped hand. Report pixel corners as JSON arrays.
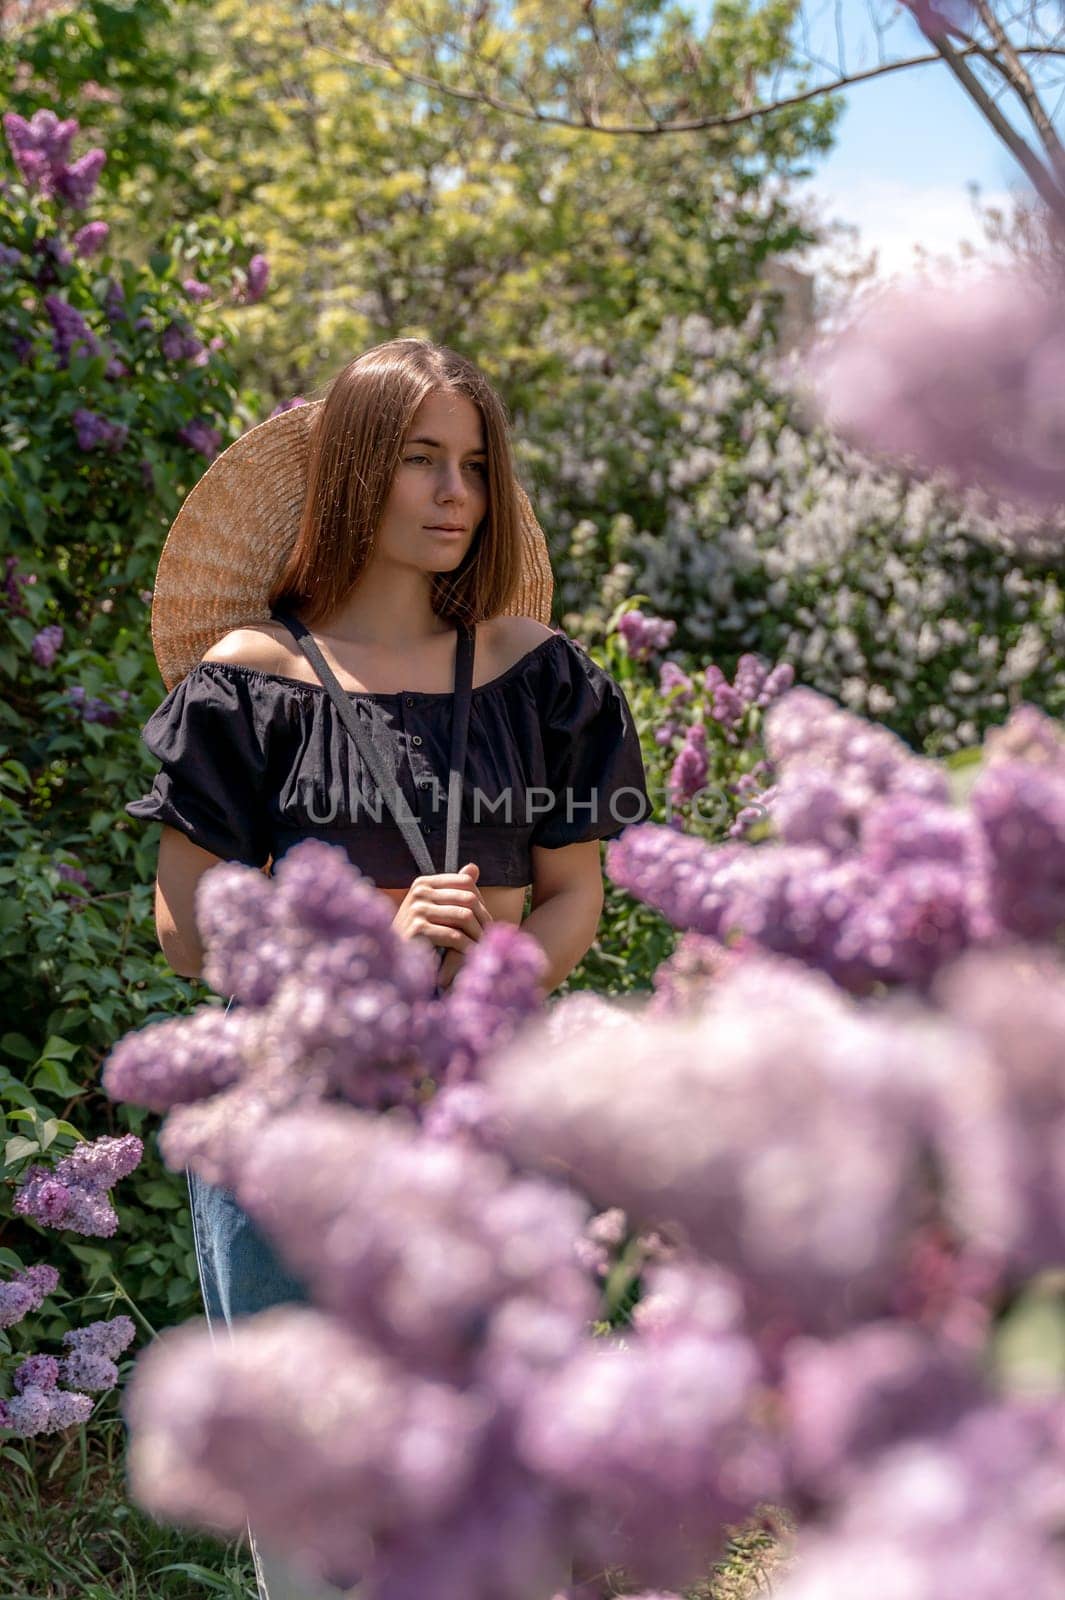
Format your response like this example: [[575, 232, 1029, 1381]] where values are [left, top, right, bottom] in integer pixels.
[[391, 862, 494, 984]]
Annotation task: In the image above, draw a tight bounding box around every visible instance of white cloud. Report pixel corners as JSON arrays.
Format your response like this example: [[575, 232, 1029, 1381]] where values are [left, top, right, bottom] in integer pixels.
[[795, 173, 1017, 283]]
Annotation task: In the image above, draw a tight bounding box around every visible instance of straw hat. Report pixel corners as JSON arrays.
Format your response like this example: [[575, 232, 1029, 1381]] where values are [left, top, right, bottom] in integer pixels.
[[149, 400, 555, 691]]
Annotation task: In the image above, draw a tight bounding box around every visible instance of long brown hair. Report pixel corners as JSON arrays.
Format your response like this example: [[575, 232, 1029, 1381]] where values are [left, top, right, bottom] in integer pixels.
[[268, 339, 525, 628]]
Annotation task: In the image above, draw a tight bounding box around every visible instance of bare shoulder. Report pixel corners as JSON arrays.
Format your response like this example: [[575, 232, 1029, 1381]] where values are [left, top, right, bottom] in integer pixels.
[[200, 622, 295, 673], [486, 614, 558, 671]]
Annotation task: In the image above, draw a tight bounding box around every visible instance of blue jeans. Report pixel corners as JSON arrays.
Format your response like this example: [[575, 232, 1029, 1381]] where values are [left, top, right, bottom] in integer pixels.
[[186, 986, 446, 1599]]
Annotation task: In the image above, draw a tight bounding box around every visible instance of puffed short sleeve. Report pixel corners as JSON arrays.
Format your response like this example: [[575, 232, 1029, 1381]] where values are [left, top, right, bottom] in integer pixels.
[[124, 665, 272, 868], [532, 637, 651, 849]]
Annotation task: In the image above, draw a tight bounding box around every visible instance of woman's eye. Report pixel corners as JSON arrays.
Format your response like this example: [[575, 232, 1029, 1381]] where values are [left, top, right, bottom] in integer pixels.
[[405, 455, 487, 474]]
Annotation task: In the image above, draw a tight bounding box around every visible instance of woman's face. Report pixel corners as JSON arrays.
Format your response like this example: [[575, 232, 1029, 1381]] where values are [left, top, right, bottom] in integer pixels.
[[375, 388, 489, 576]]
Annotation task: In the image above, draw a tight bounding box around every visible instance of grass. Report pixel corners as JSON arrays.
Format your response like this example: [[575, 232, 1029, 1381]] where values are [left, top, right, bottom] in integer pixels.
[[0, 1402, 256, 1600], [0, 1403, 791, 1600]]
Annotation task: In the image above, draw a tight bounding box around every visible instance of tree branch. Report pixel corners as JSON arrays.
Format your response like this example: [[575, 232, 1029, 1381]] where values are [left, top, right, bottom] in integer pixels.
[[318, 14, 1064, 141]]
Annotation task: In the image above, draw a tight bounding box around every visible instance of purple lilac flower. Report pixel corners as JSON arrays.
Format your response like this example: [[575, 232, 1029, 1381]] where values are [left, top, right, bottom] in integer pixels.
[[982, 703, 1065, 771], [421, 1081, 509, 1153], [733, 653, 768, 708], [969, 759, 1065, 941], [13, 1133, 143, 1237], [12, 333, 32, 363], [63, 1313, 135, 1362], [0, 242, 22, 269], [45, 294, 100, 365], [244, 842, 439, 1104], [160, 321, 204, 363], [54, 147, 106, 209], [757, 661, 795, 705], [245, 253, 270, 301], [0, 1263, 59, 1328], [0, 1385, 94, 1437], [932, 945, 1065, 1277], [433, 922, 547, 1085], [782, 1321, 984, 1502], [516, 1314, 780, 1588], [102, 276, 126, 322], [31, 623, 63, 666], [124, 1305, 493, 1593], [14, 1354, 60, 1392], [772, 1397, 1065, 1600], [653, 716, 681, 747], [102, 1007, 254, 1112], [67, 684, 125, 724], [55, 857, 89, 896], [658, 660, 694, 704], [2, 109, 78, 195], [805, 264, 1065, 513], [668, 722, 708, 809], [59, 1348, 118, 1391], [177, 419, 223, 458], [235, 1105, 595, 1382], [573, 1206, 629, 1278], [72, 220, 108, 258], [182, 276, 212, 302], [269, 396, 308, 415], [0, 1279, 35, 1329], [647, 930, 749, 1015], [707, 679, 743, 734], [72, 407, 127, 452], [615, 609, 676, 663], [485, 957, 945, 1332]]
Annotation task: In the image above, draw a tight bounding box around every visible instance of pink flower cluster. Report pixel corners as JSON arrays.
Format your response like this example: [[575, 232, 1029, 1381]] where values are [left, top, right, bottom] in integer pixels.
[[609, 695, 1064, 994], [2, 109, 105, 209], [13, 1132, 143, 1238], [102, 839, 548, 1189], [0, 1308, 135, 1438]]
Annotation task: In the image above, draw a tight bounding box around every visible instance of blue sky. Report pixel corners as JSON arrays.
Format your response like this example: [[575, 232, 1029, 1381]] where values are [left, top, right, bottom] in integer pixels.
[[688, 0, 1040, 276]]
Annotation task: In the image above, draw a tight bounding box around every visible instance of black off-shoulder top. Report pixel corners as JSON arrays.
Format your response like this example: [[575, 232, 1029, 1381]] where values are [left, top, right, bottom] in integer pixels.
[[124, 630, 652, 888]]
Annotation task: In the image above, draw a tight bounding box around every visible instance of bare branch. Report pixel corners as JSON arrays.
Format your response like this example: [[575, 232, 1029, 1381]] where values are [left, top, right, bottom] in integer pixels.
[[319, 13, 1065, 142], [972, 0, 1065, 180]]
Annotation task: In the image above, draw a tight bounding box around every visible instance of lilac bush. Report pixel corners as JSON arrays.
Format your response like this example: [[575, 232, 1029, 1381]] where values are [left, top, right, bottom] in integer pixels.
[[524, 310, 1063, 753], [105, 688, 1065, 1595], [2, 1131, 141, 1440]]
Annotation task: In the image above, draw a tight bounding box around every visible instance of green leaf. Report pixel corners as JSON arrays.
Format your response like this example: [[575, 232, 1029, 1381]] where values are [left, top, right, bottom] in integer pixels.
[[31, 1058, 83, 1098], [36, 1035, 80, 1063], [150, 1565, 234, 1592], [4, 1134, 40, 1165], [138, 1180, 185, 1209]]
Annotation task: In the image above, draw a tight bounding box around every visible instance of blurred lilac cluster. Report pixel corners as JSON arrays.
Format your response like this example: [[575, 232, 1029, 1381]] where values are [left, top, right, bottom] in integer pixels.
[[110, 700, 1065, 1596], [102, 839, 548, 1189], [609, 694, 1064, 996], [66, 684, 130, 724], [804, 267, 1065, 515], [615, 607, 676, 661], [2, 109, 105, 209], [13, 1131, 143, 1238]]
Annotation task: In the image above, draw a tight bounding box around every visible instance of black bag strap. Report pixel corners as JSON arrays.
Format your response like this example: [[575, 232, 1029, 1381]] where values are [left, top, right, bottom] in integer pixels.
[[270, 606, 475, 884]]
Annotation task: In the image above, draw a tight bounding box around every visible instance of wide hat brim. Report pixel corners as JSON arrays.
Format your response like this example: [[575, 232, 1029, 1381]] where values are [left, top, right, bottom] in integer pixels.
[[150, 400, 554, 691]]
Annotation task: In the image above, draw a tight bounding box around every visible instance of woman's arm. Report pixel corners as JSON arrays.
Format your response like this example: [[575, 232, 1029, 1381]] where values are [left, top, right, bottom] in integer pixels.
[[521, 840, 606, 995]]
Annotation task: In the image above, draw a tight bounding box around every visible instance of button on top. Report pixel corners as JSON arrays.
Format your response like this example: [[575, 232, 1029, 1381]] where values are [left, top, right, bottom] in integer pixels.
[[411, 734, 423, 746], [405, 697, 415, 707]]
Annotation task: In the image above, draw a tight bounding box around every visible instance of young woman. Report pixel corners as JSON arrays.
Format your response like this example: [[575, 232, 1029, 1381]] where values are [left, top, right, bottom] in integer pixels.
[[125, 338, 650, 1599]]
